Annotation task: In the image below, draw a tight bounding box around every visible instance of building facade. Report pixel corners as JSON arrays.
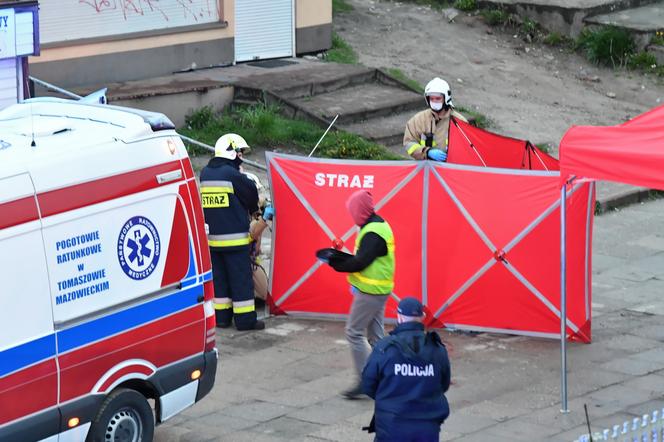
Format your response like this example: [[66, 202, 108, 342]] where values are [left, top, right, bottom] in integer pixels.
[[29, 0, 332, 88]]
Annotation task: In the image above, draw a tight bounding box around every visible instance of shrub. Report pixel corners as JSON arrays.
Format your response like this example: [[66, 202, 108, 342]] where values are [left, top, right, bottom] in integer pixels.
[[453, 0, 476, 12], [185, 106, 215, 130], [576, 26, 635, 67], [181, 104, 399, 160], [325, 33, 359, 64], [652, 31, 664, 46], [481, 9, 511, 26], [543, 32, 565, 46], [332, 0, 353, 14], [520, 18, 537, 36], [628, 51, 658, 70]]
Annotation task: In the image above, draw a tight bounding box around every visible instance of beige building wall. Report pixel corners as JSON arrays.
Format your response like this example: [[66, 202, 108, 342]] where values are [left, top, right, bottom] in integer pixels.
[[30, 0, 235, 88], [296, 0, 332, 28], [295, 0, 332, 54], [29, 0, 332, 87]]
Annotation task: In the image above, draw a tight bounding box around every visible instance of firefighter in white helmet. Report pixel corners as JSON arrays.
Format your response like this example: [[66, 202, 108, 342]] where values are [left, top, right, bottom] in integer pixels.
[[200, 133, 264, 330], [230, 137, 274, 303], [403, 77, 468, 162]]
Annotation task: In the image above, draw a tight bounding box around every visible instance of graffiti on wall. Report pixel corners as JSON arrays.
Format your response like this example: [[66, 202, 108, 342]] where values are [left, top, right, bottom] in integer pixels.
[[78, 0, 218, 22]]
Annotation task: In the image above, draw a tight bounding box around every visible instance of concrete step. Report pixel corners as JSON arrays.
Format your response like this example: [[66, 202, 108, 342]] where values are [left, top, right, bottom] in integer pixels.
[[585, 3, 664, 49], [291, 83, 422, 125], [339, 111, 414, 147], [477, 0, 661, 37], [234, 63, 374, 99]]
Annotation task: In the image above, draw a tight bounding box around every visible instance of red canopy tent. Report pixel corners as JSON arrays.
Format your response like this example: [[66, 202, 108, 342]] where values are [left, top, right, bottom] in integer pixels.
[[267, 120, 595, 342], [557, 104, 664, 411]]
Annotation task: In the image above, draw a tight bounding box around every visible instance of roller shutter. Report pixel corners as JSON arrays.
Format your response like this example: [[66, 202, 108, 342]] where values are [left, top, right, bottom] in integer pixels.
[[0, 58, 17, 110], [235, 0, 293, 62]]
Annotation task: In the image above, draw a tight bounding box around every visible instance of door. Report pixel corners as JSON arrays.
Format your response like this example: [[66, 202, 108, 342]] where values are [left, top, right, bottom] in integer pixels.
[[235, 0, 294, 62], [0, 172, 59, 441]]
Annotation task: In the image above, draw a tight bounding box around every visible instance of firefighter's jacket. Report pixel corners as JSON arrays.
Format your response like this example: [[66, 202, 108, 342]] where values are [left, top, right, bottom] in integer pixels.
[[403, 108, 468, 160], [200, 157, 259, 251]]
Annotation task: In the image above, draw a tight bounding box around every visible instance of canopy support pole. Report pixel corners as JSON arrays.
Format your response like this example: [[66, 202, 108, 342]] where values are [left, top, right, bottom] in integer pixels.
[[560, 183, 569, 413]]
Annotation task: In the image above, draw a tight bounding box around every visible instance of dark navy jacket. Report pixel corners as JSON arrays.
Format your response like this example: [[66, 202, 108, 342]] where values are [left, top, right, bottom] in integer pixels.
[[200, 157, 258, 251], [361, 322, 451, 438]]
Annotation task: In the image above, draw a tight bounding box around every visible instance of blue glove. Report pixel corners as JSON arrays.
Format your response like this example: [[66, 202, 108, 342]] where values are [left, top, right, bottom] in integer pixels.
[[262, 205, 275, 221], [427, 148, 448, 162]]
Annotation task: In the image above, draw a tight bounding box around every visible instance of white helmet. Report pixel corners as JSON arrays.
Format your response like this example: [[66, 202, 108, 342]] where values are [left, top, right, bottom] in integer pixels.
[[214, 133, 250, 160], [424, 77, 453, 109]]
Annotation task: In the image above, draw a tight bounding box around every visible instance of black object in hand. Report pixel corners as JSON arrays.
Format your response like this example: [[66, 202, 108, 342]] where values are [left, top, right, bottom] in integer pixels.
[[424, 132, 434, 148]]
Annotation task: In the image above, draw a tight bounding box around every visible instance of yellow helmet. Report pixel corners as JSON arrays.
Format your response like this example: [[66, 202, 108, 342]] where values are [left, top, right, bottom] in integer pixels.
[[214, 133, 250, 160]]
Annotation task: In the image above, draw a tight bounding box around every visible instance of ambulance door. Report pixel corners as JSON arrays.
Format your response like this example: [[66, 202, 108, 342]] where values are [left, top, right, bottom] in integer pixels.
[[0, 172, 59, 441]]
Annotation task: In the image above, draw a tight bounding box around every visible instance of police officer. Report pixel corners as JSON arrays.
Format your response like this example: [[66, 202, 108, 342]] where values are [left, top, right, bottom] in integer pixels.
[[200, 133, 264, 331], [361, 297, 451, 442], [403, 77, 468, 162]]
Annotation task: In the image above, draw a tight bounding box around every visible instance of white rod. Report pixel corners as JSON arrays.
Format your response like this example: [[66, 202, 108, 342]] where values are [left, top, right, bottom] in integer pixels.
[[560, 183, 569, 413], [29, 76, 82, 99], [308, 114, 339, 158]]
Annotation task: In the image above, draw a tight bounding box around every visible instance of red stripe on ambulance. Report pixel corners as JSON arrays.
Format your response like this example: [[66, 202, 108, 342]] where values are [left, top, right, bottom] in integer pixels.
[[0, 196, 39, 229], [57, 306, 204, 401], [0, 359, 57, 425], [39, 160, 184, 218]]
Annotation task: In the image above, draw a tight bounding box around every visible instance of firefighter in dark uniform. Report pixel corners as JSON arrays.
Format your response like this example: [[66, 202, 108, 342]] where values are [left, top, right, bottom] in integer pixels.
[[200, 133, 264, 331], [361, 297, 451, 442]]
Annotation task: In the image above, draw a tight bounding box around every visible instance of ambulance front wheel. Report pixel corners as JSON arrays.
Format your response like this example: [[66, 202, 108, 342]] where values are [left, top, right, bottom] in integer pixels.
[[87, 388, 155, 442]]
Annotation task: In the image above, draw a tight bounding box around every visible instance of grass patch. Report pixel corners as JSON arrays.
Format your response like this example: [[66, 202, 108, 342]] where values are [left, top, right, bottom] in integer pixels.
[[480, 8, 512, 26], [386, 68, 424, 92], [576, 26, 635, 67], [628, 51, 657, 70], [180, 104, 400, 161], [453, 0, 476, 12], [456, 106, 491, 129], [325, 32, 359, 64], [652, 31, 664, 46], [332, 0, 353, 14]]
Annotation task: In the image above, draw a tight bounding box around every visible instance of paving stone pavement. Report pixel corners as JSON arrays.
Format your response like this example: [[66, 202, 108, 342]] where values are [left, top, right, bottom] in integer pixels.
[[155, 198, 664, 441]]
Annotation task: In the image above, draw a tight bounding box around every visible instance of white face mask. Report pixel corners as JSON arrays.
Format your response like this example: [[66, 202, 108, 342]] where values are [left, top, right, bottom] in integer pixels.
[[430, 101, 443, 112]]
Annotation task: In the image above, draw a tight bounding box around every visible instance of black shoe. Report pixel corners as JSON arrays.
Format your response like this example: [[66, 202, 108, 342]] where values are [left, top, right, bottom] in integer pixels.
[[341, 384, 364, 400], [236, 320, 265, 331], [216, 321, 232, 329]]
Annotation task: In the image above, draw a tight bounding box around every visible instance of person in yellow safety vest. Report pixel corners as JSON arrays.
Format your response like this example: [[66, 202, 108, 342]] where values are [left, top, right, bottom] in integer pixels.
[[200, 133, 264, 331], [403, 77, 468, 162], [324, 189, 395, 399]]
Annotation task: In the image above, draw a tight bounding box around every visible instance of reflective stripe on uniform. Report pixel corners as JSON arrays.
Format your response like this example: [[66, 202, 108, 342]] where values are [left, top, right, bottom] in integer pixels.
[[208, 232, 252, 248], [200, 180, 235, 191], [214, 297, 232, 310], [232, 300, 255, 314], [406, 142, 421, 155], [349, 272, 394, 287], [201, 186, 234, 194]]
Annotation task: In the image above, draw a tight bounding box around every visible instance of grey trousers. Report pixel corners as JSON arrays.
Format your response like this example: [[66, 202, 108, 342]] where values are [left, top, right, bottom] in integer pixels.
[[345, 287, 389, 377]]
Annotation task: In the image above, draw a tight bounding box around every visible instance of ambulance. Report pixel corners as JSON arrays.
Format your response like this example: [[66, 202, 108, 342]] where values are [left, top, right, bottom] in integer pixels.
[[0, 99, 217, 441]]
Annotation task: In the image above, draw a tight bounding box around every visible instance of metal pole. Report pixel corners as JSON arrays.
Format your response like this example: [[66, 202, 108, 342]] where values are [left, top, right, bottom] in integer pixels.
[[560, 183, 569, 413], [29, 76, 82, 99], [178, 134, 267, 172], [308, 114, 339, 158]]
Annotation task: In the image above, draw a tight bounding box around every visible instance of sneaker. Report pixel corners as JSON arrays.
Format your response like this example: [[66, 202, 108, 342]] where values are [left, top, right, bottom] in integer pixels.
[[236, 320, 265, 331], [341, 383, 364, 400]]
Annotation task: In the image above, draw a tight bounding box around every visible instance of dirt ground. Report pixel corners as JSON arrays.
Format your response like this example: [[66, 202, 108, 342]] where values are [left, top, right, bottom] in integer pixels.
[[334, 0, 664, 148]]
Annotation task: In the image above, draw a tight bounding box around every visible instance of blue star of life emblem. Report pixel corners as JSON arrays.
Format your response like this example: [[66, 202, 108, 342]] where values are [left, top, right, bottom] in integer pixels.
[[118, 216, 161, 280]]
